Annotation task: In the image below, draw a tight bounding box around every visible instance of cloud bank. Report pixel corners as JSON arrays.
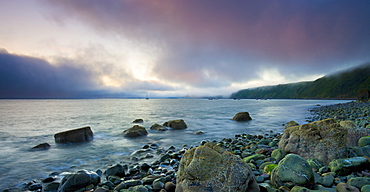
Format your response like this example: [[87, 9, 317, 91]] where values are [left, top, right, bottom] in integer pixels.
[[0, 49, 173, 98], [2, 0, 370, 98]]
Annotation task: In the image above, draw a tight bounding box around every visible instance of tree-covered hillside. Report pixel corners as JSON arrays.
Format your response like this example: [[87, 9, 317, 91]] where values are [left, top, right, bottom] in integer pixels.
[[230, 63, 370, 99]]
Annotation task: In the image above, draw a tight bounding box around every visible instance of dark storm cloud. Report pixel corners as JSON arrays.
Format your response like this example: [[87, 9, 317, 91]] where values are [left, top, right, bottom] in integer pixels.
[[0, 49, 98, 98], [0, 49, 176, 98], [43, 0, 370, 87]]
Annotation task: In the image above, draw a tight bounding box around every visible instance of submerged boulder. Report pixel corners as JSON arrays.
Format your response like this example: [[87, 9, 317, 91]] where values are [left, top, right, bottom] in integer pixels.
[[31, 143, 51, 151], [54, 126, 93, 144], [123, 125, 148, 137], [163, 119, 187, 130], [232, 112, 252, 121], [278, 118, 347, 165], [176, 142, 259, 192]]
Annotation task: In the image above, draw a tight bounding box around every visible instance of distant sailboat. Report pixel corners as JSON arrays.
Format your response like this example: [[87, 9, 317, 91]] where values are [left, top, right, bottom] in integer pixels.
[[146, 92, 149, 100]]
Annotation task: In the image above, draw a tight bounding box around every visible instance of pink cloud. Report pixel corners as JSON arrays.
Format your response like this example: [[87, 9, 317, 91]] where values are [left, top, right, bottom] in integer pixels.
[[43, 0, 370, 87]]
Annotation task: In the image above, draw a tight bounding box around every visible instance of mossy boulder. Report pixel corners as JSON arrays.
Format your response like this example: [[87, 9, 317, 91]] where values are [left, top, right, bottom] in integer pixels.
[[176, 142, 260, 192], [271, 154, 315, 189], [278, 118, 347, 165]]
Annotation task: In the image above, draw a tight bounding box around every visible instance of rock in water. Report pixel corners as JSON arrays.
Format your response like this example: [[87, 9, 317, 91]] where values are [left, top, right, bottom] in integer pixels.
[[123, 125, 148, 137], [54, 126, 93, 144], [271, 154, 315, 189], [232, 112, 252, 121], [58, 170, 100, 192], [163, 119, 187, 130], [150, 123, 168, 131], [31, 143, 51, 150], [132, 119, 144, 123], [278, 118, 347, 165], [176, 142, 260, 192]]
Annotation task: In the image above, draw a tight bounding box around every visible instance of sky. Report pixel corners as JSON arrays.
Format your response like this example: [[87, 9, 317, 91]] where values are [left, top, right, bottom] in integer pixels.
[[1, 0, 370, 98]]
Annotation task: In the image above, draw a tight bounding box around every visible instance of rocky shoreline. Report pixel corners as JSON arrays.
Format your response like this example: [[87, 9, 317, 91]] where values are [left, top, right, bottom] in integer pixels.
[[3, 101, 370, 192], [308, 101, 370, 128]]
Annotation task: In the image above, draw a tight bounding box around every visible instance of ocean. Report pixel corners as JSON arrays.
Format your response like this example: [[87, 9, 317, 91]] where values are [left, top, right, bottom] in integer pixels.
[[0, 99, 349, 189]]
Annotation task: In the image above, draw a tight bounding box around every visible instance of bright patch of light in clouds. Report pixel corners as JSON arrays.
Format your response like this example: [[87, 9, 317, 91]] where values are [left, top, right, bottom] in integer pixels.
[[101, 76, 122, 87]]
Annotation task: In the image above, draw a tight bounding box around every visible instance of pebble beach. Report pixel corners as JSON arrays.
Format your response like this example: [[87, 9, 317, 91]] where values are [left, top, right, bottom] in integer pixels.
[[2, 101, 370, 192]]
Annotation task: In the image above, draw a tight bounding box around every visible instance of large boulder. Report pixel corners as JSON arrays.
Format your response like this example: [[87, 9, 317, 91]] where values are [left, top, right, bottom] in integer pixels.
[[54, 126, 93, 144], [123, 125, 148, 137], [271, 154, 315, 189], [176, 142, 260, 192], [232, 112, 252, 121], [278, 118, 347, 165], [163, 119, 187, 130], [58, 170, 100, 192]]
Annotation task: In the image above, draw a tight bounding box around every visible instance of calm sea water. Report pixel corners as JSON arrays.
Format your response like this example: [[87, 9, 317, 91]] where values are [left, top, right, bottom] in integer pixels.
[[0, 99, 349, 189]]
